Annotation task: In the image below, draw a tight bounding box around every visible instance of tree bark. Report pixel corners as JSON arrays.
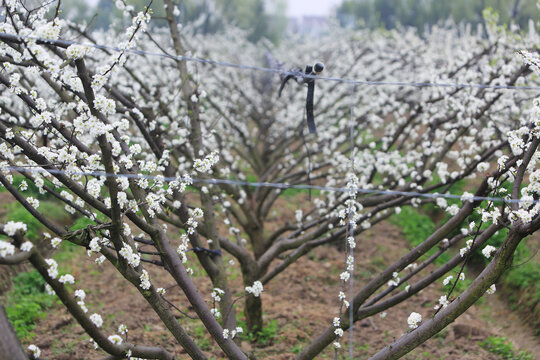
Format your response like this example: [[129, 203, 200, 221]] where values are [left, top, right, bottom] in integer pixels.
[[245, 295, 263, 334], [0, 303, 28, 360]]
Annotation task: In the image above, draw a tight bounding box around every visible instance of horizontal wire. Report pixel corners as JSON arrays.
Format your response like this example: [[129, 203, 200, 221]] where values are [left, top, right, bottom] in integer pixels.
[[1, 32, 540, 91], [0, 165, 536, 205]]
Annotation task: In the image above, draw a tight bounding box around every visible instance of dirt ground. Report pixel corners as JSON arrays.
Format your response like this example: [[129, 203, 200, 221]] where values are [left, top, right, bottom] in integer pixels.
[[12, 218, 538, 360]]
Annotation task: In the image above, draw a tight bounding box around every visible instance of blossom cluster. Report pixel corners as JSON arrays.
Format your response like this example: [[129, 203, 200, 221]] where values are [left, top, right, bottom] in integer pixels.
[[119, 242, 141, 268], [482, 245, 497, 259], [222, 326, 243, 339], [0, 240, 15, 258], [59, 274, 75, 284], [90, 313, 103, 327], [193, 151, 220, 173], [45, 258, 59, 279], [210, 288, 225, 318], [65, 44, 89, 60], [75, 289, 88, 313], [139, 269, 151, 290], [3, 221, 27, 236], [245, 281, 264, 297], [459, 239, 474, 257]]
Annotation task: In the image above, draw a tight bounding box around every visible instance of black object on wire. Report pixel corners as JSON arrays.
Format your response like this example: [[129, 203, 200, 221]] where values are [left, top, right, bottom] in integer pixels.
[[300, 111, 313, 201], [186, 247, 222, 257], [278, 62, 325, 134]]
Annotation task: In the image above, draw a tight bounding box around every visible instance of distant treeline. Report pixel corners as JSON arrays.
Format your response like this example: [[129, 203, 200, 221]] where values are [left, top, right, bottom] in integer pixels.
[[61, 0, 286, 43], [336, 0, 539, 31], [59, 0, 539, 43]]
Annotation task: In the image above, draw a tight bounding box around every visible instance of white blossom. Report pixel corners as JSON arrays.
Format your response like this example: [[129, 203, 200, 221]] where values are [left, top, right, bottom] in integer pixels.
[[436, 295, 449, 310], [482, 245, 497, 258], [90, 313, 103, 327], [4, 221, 27, 236], [45, 258, 59, 279], [119, 242, 141, 268], [108, 334, 123, 344], [118, 324, 128, 334], [407, 312, 422, 329], [75, 289, 86, 300], [442, 276, 453, 286], [59, 274, 75, 284], [51, 237, 62, 248], [27, 344, 41, 358], [20, 241, 33, 252], [45, 284, 55, 295], [245, 281, 264, 297], [139, 269, 151, 290], [66, 44, 89, 59], [93, 95, 116, 115]]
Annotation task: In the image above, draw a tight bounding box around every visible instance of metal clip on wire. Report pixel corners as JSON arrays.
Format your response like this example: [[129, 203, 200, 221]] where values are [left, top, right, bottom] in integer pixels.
[[278, 62, 325, 134], [186, 247, 222, 257]]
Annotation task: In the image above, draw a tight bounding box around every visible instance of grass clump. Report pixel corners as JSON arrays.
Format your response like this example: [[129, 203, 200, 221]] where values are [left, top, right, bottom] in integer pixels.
[[2, 202, 69, 241], [501, 257, 540, 333], [69, 216, 96, 231], [479, 336, 534, 360], [390, 206, 451, 265], [237, 317, 278, 346], [5, 270, 55, 340]]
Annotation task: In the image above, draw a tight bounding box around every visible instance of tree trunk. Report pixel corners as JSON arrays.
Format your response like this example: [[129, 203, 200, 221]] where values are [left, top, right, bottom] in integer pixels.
[[216, 274, 237, 330], [0, 303, 28, 360], [244, 295, 263, 334], [240, 263, 264, 334]]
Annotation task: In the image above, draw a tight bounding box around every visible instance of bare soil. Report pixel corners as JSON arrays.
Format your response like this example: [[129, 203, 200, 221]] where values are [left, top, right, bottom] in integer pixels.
[[16, 220, 538, 360]]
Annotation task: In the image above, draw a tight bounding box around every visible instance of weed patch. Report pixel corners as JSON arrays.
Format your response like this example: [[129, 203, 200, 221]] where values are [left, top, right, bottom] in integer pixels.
[[5, 270, 56, 341], [479, 336, 534, 360]]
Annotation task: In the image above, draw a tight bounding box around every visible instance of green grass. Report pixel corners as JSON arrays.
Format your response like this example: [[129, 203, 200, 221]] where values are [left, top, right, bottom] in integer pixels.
[[191, 322, 213, 351], [479, 336, 534, 360], [53, 239, 83, 265], [1, 200, 84, 341], [501, 255, 540, 333], [237, 316, 278, 346], [390, 206, 451, 265], [69, 216, 96, 231], [1, 201, 69, 241], [2, 203, 44, 241], [5, 270, 56, 341], [4, 175, 56, 201]]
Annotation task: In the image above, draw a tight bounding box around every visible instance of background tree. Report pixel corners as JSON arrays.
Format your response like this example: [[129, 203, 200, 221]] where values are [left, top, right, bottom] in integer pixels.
[[337, 0, 540, 31], [89, 0, 287, 43]]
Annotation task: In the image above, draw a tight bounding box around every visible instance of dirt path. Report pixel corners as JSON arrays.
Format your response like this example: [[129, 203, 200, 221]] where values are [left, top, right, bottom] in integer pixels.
[[5, 217, 538, 359], [483, 292, 540, 355]]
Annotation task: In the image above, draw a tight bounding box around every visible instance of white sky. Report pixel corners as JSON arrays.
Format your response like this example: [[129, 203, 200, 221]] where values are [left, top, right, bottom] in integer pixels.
[[286, 0, 342, 17]]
